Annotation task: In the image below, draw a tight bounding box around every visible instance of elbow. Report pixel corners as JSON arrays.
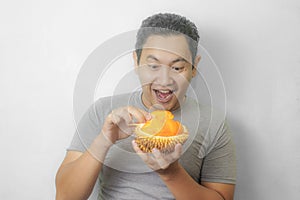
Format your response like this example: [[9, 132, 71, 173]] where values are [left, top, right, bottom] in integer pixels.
[[55, 186, 74, 200], [55, 184, 69, 200], [55, 183, 67, 200], [55, 174, 69, 200], [55, 192, 66, 200], [55, 179, 88, 200]]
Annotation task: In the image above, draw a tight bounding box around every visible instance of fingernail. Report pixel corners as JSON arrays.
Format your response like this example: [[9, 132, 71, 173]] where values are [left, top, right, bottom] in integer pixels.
[[146, 113, 152, 120], [132, 140, 137, 146]]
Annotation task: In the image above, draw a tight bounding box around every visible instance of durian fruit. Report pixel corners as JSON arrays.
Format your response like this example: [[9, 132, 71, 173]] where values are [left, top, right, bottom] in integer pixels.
[[134, 110, 188, 153]]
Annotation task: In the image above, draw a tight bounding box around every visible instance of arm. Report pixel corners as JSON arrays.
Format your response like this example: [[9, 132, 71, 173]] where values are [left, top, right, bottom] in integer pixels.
[[157, 122, 236, 200], [158, 161, 235, 200], [132, 143, 234, 200], [55, 134, 111, 200], [55, 106, 150, 200]]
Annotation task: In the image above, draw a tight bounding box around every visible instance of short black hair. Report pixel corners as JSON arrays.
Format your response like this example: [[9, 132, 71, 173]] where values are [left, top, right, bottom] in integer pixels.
[[135, 13, 200, 64]]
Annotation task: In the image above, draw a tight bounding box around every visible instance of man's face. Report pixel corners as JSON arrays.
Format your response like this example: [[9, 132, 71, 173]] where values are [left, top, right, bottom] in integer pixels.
[[133, 35, 200, 111]]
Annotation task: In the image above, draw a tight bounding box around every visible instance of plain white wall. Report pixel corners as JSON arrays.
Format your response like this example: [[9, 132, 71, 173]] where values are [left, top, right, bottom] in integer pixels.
[[1, 0, 299, 199]]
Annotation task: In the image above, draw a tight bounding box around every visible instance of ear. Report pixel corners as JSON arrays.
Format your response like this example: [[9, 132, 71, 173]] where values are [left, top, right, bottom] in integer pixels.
[[192, 55, 201, 77], [133, 51, 139, 73]]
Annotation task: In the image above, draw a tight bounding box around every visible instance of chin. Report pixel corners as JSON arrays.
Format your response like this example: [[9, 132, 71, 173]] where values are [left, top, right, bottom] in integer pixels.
[[152, 100, 179, 111]]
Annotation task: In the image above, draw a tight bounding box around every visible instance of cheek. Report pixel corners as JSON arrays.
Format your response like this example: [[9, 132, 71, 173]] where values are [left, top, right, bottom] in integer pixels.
[[176, 74, 192, 89], [138, 70, 155, 86]]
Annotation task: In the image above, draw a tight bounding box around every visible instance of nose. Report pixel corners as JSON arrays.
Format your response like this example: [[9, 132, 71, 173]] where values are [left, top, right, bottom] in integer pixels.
[[156, 65, 173, 86]]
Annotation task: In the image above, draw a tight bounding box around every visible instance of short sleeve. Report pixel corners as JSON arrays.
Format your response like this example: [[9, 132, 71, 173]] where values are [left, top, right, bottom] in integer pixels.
[[67, 103, 103, 152], [200, 121, 236, 184]]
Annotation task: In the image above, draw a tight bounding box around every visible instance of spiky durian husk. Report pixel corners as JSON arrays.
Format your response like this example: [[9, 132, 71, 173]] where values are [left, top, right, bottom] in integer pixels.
[[134, 125, 188, 153]]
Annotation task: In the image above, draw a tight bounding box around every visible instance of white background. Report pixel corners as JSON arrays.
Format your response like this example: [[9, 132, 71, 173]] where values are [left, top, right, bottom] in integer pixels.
[[1, 0, 299, 199]]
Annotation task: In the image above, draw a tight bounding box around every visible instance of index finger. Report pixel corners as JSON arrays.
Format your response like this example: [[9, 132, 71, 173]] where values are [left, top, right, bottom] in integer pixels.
[[127, 106, 151, 123]]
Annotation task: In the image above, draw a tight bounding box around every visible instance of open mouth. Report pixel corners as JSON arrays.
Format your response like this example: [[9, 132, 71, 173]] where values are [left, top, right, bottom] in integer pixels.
[[154, 89, 174, 103]]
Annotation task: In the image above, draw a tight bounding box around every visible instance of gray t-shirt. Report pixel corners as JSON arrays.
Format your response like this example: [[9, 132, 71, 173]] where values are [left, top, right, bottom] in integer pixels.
[[68, 91, 236, 200]]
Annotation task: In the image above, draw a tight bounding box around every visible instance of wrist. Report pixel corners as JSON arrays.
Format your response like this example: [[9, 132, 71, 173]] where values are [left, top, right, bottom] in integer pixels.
[[98, 132, 114, 148], [157, 161, 182, 182], [87, 133, 113, 162]]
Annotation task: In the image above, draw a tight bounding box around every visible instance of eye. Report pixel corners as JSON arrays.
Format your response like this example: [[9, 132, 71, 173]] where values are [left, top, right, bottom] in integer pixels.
[[147, 64, 160, 70], [171, 66, 185, 73]]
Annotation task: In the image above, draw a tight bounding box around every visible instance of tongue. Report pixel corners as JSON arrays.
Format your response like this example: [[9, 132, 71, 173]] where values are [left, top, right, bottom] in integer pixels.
[[158, 92, 170, 99]]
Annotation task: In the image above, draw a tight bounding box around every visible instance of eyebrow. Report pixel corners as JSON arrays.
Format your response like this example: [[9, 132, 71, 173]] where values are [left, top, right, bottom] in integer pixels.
[[146, 55, 187, 64]]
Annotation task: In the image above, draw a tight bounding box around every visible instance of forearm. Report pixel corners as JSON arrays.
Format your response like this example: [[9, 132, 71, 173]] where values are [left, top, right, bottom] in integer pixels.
[[159, 163, 224, 200], [55, 134, 111, 200]]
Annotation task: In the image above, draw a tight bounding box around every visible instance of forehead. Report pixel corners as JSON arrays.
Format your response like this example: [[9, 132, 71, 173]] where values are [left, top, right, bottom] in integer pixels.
[[141, 35, 192, 62]]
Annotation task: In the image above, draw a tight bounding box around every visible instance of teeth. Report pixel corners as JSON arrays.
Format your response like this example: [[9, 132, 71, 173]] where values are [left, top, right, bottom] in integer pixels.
[[158, 90, 171, 93]]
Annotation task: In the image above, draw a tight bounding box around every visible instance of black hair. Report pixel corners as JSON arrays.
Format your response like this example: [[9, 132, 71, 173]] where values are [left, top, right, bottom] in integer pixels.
[[135, 13, 200, 65]]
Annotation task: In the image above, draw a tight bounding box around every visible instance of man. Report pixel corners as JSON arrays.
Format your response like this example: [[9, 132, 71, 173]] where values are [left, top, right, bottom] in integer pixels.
[[56, 13, 236, 200]]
